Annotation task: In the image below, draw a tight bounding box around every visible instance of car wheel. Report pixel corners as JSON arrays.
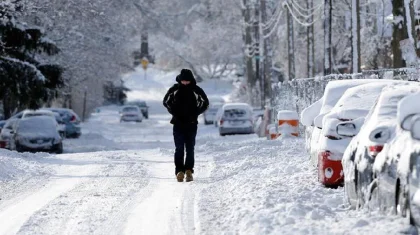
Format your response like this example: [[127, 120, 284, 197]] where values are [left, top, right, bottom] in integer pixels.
[[15, 142, 23, 152], [396, 181, 408, 218], [367, 179, 379, 211], [56, 143, 63, 154]]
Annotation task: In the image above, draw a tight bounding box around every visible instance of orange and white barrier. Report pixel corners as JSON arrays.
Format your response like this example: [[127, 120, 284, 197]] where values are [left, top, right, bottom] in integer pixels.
[[277, 110, 299, 137]]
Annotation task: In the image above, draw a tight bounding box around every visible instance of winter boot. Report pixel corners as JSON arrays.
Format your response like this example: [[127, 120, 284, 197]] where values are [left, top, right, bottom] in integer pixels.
[[176, 171, 185, 182], [185, 170, 193, 182]]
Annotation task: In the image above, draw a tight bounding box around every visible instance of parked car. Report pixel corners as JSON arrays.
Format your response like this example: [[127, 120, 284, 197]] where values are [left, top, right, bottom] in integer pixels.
[[12, 116, 63, 153], [371, 92, 420, 219], [300, 98, 322, 156], [22, 110, 65, 137], [306, 79, 387, 168], [218, 103, 254, 136], [204, 102, 224, 125], [120, 105, 143, 123], [341, 85, 420, 208], [126, 100, 149, 119], [42, 108, 81, 138], [0, 119, 19, 149], [407, 115, 420, 228], [317, 82, 396, 187]]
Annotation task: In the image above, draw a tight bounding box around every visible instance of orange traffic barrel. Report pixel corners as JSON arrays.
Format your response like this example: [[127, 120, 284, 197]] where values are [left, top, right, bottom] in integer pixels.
[[277, 110, 299, 137]]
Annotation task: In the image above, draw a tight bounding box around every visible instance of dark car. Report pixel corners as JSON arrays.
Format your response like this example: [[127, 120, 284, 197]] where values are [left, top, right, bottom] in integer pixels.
[[12, 116, 63, 153], [42, 108, 82, 138]]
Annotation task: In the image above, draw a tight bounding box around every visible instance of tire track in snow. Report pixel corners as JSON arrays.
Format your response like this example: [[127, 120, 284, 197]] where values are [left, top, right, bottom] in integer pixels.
[[0, 164, 98, 235], [15, 153, 149, 235]]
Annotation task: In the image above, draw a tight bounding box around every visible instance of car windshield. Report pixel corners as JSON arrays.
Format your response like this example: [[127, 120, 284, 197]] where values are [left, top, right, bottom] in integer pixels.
[[17, 117, 56, 134], [25, 113, 51, 117], [223, 109, 248, 119], [123, 107, 138, 112]]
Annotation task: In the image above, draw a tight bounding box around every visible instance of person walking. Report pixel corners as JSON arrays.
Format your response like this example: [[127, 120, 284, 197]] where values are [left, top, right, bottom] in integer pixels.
[[163, 69, 209, 182]]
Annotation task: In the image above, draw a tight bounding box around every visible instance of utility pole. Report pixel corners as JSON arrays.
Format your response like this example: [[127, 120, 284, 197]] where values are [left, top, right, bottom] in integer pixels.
[[324, 0, 332, 75], [307, 0, 315, 77], [82, 88, 87, 122], [286, 0, 295, 80]]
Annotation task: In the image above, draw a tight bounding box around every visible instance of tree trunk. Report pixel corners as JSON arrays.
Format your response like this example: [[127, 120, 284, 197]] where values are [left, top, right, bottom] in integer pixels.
[[260, 0, 272, 107], [324, 0, 332, 75], [351, 0, 361, 73], [286, 2, 295, 80], [242, 0, 256, 98], [307, 0, 315, 77], [392, 0, 407, 68]]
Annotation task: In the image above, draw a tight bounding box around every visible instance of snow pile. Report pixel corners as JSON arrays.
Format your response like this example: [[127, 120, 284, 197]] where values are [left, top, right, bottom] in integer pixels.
[[197, 137, 409, 234], [0, 149, 49, 181]]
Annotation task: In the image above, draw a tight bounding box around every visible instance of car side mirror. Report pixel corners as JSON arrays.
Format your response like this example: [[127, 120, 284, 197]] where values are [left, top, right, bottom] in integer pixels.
[[401, 114, 415, 131], [411, 116, 420, 140], [336, 122, 357, 137], [314, 114, 325, 129], [368, 127, 391, 143]]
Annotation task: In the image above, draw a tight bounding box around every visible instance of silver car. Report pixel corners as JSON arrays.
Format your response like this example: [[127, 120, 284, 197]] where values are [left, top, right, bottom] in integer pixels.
[[218, 103, 254, 136], [120, 106, 143, 122]]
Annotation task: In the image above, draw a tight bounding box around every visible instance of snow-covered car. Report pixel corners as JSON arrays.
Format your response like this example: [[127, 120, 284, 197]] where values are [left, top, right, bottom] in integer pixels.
[[341, 85, 420, 208], [22, 110, 65, 137], [0, 119, 19, 149], [218, 103, 254, 136], [300, 98, 322, 157], [12, 116, 63, 153], [42, 108, 82, 138], [307, 79, 388, 168], [407, 115, 420, 228], [371, 92, 420, 217], [120, 106, 143, 122], [318, 82, 395, 187], [204, 102, 224, 125]]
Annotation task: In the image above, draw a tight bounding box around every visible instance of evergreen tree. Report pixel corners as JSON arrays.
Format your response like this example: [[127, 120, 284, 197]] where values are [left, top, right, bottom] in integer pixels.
[[0, 0, 63, 118]]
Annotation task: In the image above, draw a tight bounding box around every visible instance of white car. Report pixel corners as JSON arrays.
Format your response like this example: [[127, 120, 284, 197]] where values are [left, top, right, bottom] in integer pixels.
[[12, 116, 63, 153], [204, 102, 224, 125], [120, 106, 143, 122], [218, 103, 254, 136], [307, 79, 388, 168], [340, 84, 420, 208], [317, 82, 396, 187]]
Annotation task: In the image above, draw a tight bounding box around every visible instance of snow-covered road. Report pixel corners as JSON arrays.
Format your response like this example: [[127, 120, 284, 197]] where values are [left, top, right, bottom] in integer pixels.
[[0, 67, 414, 234]]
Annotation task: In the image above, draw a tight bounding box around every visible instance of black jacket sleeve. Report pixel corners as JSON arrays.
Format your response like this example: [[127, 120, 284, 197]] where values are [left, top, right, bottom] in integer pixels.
[[195, 86, 209, 115], [163, 85, 178, 115]]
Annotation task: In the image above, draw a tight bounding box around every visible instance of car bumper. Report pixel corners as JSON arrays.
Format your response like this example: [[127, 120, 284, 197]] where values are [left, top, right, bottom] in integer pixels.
[[219, 126, 254, 135], [121, 116, 142, 121], [18, 143, 62, 153]]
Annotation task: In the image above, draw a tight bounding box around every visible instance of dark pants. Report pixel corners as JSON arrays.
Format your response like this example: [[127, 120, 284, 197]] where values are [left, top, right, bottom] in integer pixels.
[[173, 124, 197, 175]]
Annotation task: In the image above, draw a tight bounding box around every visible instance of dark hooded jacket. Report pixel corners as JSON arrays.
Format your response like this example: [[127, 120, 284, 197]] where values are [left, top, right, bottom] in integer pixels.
[[163, 69, 209, 125]]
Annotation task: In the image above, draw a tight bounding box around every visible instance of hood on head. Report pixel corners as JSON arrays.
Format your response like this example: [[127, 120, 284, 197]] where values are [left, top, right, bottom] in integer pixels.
[[176, 69, 196, 85]]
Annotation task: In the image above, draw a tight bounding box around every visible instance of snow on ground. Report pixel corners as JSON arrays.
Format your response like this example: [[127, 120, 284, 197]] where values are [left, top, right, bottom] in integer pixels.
[[0, 66, 415, 234]]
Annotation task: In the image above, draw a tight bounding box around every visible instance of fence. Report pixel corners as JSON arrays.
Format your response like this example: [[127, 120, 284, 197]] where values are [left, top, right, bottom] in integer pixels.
[[271, 67, 420, 133]]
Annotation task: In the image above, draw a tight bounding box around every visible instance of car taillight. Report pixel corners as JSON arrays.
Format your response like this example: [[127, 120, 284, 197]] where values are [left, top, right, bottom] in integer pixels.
[[220, 119, 224, 125], [368, 145, 384, 158], [70, 115, 76, 122], [325, 135, 342, 140], [320, 150, 332, 158]]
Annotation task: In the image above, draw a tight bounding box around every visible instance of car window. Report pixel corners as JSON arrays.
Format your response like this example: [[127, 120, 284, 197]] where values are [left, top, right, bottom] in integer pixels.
[[123, 107, 138, 112], [223, 109, 248, 119]]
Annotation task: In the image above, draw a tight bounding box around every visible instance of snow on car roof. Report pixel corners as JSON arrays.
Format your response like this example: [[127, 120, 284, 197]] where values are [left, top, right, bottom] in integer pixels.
[[222, 103, 252, 110], [373, 85, 420, 122], [319, 79, 393, 115], [328, 82, 402, 119]]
